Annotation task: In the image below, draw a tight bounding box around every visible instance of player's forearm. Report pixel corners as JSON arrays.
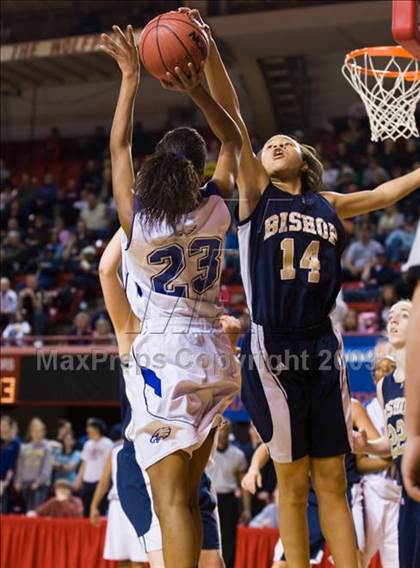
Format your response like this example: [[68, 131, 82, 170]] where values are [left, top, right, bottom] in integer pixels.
[[355, 454, 392, 474], [205, 38, 240, 118], [248, 443, 270, 473], [189, 84, 242, 148], [374, 168, 420, 209], [405, 282, 420, 436], [365, 436, 392, 457], [98, 230, 123, 277], [110, 75, 138, 152]]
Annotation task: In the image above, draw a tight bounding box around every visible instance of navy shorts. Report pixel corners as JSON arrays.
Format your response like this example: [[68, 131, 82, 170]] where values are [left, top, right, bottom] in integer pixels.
[[398, 488, 420, 568], [241, 320, 352, 463], [200, 472, 221, 550]]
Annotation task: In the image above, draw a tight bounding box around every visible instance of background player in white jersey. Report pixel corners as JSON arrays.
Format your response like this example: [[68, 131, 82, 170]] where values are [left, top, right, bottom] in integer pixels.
[[360, 357, 400, 568], [91, 440, 149, 568], [100, 23, 242, 568], [354, 301, 420, 568]]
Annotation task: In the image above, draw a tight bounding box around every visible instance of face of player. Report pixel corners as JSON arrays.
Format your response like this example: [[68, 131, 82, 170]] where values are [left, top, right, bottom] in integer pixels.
[[261, 135, 305, 179], [373, 358, 396, 384], [387, 303, 411, 349]]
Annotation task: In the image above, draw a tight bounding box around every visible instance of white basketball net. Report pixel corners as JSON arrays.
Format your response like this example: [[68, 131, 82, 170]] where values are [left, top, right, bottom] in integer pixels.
[[342, 48, 420, 142]]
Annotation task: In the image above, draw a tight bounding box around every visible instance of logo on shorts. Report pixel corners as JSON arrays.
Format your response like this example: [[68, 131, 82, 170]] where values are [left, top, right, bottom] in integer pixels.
[[150, 427, 172, 444]]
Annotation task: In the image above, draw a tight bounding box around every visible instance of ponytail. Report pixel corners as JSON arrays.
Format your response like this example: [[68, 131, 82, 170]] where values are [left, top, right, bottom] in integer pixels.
[[300, 144, 324, 192], [135, 152, 201, 229]]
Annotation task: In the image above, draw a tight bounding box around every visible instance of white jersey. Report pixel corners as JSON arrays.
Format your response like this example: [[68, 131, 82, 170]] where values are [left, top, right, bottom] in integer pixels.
[[122, 182, 230, 325], [364, 397, 401, 502], [119, 182, 240, 471]]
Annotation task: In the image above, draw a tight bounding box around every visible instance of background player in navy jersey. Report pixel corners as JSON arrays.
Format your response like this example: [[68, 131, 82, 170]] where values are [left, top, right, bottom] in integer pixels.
[[402, 225, 420, 503], [98, 229, 244, 568], [354, 300, 420, 568], [179, 8, 420, 568], [100, 23, 242, 568]]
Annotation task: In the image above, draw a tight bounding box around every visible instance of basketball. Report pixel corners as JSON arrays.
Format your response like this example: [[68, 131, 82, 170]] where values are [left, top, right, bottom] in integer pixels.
[[139, 11, 209, 80]]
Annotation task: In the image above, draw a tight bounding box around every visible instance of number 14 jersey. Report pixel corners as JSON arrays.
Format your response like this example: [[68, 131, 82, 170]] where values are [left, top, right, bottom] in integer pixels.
[[238, 183, 346, 330]]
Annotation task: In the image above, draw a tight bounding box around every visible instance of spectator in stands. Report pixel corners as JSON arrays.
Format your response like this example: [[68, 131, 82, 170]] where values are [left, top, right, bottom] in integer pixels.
[[361, 251, 397, 289], [29, 478, 83, 518], [322, 159, 339, 188], [379, 284, 398, 329], [70, 246, 99, 297], [2, 309, 31, 345], [343, 225, 384, 280], [0, 277, 18, 328], [342, 308, 359, 333], [18, 274, 47, 336], [212, 420, 249, 568], [78, 160, 102, 194], [56, 419, 73, 444], [249, 488, 278, 529], [53, 432, 81, 485], [93, 318, 113, 344], [79, 191, 109, 237], [37, 173, 58, 212], [0, 415, 20, 513], [3, 230, 27, 272], [14, 418, 53, 512], [385, 217, 416, 262], [376, 205, 404, 239], [69, 312, 92, 344], [73, 417, 112, 517]]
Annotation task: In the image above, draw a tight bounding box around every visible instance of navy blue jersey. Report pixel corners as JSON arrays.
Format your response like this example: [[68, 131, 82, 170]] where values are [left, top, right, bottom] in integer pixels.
[[382, 372, 406, 478], [238, 183, 346, 330]]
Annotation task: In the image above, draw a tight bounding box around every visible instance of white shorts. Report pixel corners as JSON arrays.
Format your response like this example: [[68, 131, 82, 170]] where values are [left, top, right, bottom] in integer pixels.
[[104, 499, 148, 562], [350, 481, 366, 552], [363, 482, 400, 568], [129, 320, 240, 470]]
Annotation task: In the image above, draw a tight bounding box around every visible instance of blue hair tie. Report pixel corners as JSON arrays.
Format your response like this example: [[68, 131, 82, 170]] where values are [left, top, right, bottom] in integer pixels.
[[175, 151, 186, 159]]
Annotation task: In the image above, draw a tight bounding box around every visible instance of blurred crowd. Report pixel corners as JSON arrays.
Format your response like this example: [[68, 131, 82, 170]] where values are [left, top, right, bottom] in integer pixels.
[[1, 117, 418, 342]]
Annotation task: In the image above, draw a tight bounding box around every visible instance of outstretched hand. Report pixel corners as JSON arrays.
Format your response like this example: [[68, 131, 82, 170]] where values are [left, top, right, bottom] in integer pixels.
[[99, 25, 140, 81], [241, 469, 262, 495], [160, 62, 204, 93], [352, 429, 369, 454], [178, 7, 212, 42]]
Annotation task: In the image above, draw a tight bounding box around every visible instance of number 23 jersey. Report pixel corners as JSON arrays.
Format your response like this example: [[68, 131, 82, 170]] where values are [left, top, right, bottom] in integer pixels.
[[123, 181, 230, 322], [238, 183, 346, 329]]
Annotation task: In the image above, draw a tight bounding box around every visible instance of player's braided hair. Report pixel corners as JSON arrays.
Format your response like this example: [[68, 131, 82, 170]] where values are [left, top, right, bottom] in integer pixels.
[[134, 127, 206, 230], [300, 143, 324, 192]]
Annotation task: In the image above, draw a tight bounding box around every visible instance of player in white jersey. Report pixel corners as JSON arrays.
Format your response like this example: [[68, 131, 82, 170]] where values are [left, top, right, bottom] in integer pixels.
[[100, 23, 242, 568], [98, 229, 243, 568], [361, 356, 400, 568], [91, 441, 149, 568]]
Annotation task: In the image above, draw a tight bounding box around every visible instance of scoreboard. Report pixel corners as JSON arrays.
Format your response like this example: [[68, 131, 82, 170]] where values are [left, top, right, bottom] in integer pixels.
[[0, 346, 119, 406]]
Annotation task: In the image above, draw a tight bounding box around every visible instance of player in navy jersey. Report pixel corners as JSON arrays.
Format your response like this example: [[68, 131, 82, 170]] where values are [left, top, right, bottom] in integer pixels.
[[100, 24, 242, 567], [402, 225, 420, 503], [179, 7, 420, 567], [354, 300, 420, 568]]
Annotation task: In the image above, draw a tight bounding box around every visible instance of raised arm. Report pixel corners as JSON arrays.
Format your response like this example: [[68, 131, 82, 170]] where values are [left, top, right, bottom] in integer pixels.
[[162, 64, 242, 199], [321, 168, 420, 220], [98, 229, 140, 351], [100, 25, 140, 234], [180, 8, 268, 218]]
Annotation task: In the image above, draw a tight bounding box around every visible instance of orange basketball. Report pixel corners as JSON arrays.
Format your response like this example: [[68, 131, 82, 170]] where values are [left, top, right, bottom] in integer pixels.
[[139, 11, 209, 80]]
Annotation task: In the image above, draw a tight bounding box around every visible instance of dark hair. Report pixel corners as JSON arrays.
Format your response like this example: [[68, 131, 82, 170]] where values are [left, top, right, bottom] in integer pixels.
[[134, 127, 206, 230], [86, 417, 106, 436]]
